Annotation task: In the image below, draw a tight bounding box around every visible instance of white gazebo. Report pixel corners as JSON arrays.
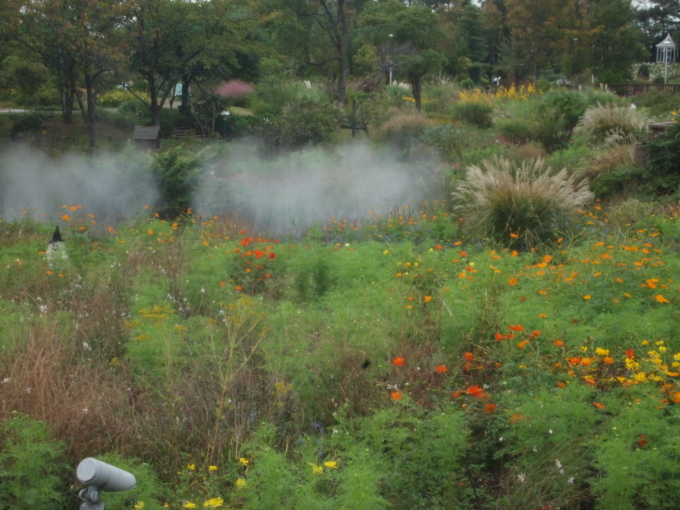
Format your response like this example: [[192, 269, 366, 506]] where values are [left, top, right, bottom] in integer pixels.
[[656, 34, 677, 84]]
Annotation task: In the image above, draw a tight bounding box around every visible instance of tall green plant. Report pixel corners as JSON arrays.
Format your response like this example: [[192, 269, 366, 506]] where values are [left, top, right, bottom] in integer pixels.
[[0, 413, 67, 510]]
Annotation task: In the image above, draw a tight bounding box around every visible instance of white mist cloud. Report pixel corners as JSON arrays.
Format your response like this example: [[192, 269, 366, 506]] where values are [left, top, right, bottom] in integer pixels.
[[0, 145, 158, 224], [194, 142, 445, 234]]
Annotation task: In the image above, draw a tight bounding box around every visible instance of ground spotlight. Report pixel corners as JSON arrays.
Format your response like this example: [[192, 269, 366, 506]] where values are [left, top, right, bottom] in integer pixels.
[[76, 458, 136, 510]]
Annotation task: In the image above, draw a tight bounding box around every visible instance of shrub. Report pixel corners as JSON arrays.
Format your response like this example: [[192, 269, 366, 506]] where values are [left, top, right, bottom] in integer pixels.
[[417, 124, 469, 160], [642, 121, 680, 193], [100, 89, 149, 108], [0, 413, 68, 510], [376, 112, 433, 146], [152, 146, 204, 218], [574, 103, 648, 142], [254, 97, 339, 150], [451, 101, 493, 128], [460, 78, 475, 90], [637, 64, 650, 80], [496, 118, 533, 145], [9, 113, 47, 136], [541, 90, 588, 133], [452, 157, 593, 249], [118, 100, 147, 118]]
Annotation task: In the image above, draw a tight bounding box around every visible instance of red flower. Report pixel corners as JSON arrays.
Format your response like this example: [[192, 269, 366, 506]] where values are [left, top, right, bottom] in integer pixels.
[[509, 324, 524, 332], [626, 349, 635, 359], [269, 252, 276, 259], [435, 365, 448, 374], [464, 352, 474, 362], [390, 391, 403, 400], [484, 403, 497, 413], [392, 357, 405, 367], [495, 333, 504, 341]]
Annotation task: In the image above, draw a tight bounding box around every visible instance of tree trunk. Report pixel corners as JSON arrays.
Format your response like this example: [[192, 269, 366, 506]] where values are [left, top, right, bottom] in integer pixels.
[[336, 0, 348, 104], [411, 77, 422, 112], [74, 74, 98, 148], [179, 76, 191, 115]]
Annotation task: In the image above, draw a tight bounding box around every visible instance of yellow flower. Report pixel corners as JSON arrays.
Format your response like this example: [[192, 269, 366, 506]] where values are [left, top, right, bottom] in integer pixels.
[[595, 348, 609, 357], [238, 458, 249, 466], [183, 503, 197, 509], [310, 463, 324, 475], [187, 464, 196, 471], [203, 497, 224, 508], [634, 372, 647, 382], [235, 478, 247, 489], [209, 465, 218, 471], [655, 294, 670, 303], [324, 461, 338, 469], [134, 502, 145, 510]]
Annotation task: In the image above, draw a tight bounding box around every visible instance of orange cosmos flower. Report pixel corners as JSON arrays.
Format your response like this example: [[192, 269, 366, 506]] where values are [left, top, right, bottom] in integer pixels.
[[530, 330, 541, 338], [219, 281, 225, 287], [459, 251, 467, 257], [510, 233, 518, 238], [392, 357, 405, 367], [568, 357, 581, 366], [495, 332, 505, 341], [435, 365, 448, 374], [509, 324, 524, 332], [390, 391, 403, 400], [464, 352, 474, 362], [557, 382, 566, 388], [554, 340, 564, 347], [269, 253, 276, 259], [593, 402, 605, 410], [517, 340, 530, 349], [235, 285, 243, 291], [508, 278, 517, 286], [626, 349, 635, 359], [603, 357, 614, 364], [484, 403, 497, 413], [466, 385, 484, 398], [583, 295, 592, 300], [655, 294, 670, 303], [61, 215, 71, 221]]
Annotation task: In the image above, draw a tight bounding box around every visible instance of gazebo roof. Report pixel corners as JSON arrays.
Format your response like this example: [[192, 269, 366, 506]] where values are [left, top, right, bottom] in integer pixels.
[[656, 34, 676, 49]]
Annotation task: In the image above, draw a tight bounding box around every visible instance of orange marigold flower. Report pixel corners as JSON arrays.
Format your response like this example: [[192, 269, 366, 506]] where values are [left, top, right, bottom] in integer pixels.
[[392, 357, 405, 367], [509, 324, 524, 332], [568, 357, 581, 366], [508, 278, 518, 286], [235, 285, 243, 291], [459, 251, 467, 257], [530, 330, 541, 338], [603, 357, 614, 364], [434, 245, 443, 250], [554, 340, 565, 347], [269, 252, 276, 260], [464, 352, 474, 362], [517, 340, 530, 349], [557, 382, 566, 388], [423, 295, 433, 303], [510, 233, 518, 238], [435, 365, 448, 374], [593, 402, 605, 409], [580, 357, 591, 366], [61, 215, 71, 221], [484, 403, 497, 413], [390, 391, 403, 400]]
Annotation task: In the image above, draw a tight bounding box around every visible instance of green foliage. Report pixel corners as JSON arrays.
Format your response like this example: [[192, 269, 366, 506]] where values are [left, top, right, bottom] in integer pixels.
[[642, 121, 680, 194], [376, 112, 433, 146], [417, 124, 470, 161], [453, 157, 593, 249], [9, 112, 48, 137], [255, 96, 339, 150], [94, 453, 168, 510], [0, 413, 67, 510], [152, 146, 205, 218], [451, 101, 493, 128], [100, 89, 149, 108]]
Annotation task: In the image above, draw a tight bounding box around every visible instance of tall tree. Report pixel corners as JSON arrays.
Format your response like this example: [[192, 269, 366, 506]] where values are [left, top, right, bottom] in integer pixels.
[[505, 0, 576, 79], [587, 0, 646, 76]]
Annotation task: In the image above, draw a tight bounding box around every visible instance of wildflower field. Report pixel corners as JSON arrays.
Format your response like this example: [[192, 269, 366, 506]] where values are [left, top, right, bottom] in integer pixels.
[[1, 197, 680, 510]]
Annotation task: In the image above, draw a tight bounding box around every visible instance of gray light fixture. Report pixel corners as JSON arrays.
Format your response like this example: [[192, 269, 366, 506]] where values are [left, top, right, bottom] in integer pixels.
[[77, 458, 137, 510]]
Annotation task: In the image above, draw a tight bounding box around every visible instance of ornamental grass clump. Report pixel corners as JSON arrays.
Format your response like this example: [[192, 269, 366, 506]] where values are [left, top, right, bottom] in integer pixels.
[[453, 157, 593, 249], [574, 102, 648, 142]]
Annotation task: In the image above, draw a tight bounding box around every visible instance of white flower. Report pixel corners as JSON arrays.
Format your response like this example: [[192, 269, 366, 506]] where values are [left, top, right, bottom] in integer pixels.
[[555, 459, 562, 469], [82, 408, 89, 414], [568, 477, 575, 484], [517, 473, 525, 483]]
